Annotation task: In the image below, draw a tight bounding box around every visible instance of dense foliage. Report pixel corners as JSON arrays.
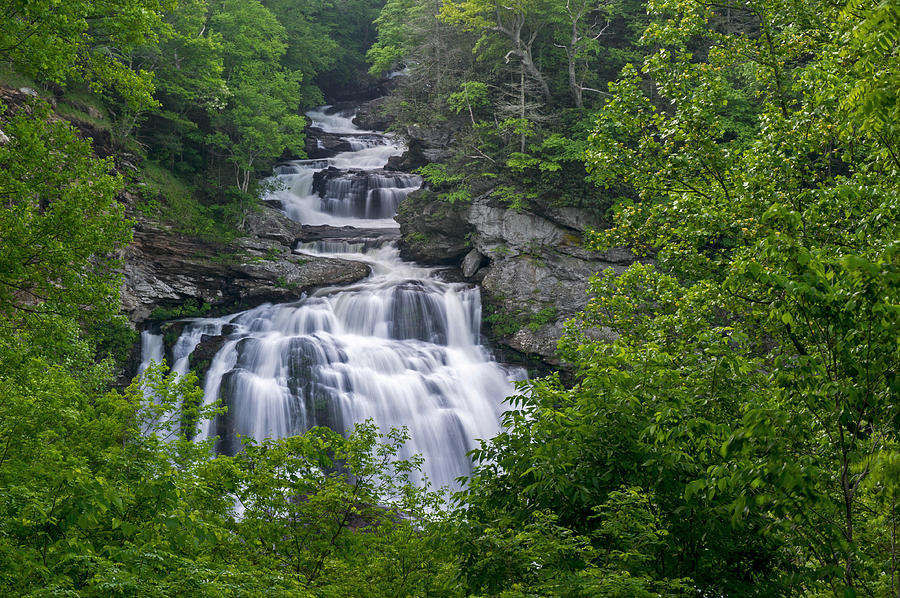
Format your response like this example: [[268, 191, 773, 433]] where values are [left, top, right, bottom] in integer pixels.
[[368, 0, 647, 214], [426, 0, 899, 595], [1, 1, 460, 594], [2, 0, 899, 595]]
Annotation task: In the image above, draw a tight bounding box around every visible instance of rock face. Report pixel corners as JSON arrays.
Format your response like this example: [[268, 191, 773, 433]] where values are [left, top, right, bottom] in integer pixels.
[[470, 195, 631, 366], [398, 189, 635, 367], [385, 137, 429, 172], [120, 206, 370, 323], [396, 189, 472, 264], [352, 96, 392, 131]]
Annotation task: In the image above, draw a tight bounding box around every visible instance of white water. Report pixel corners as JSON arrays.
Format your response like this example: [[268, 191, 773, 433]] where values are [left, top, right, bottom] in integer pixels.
[[307, 105, 372, 134], [139, 104, 523, 491]]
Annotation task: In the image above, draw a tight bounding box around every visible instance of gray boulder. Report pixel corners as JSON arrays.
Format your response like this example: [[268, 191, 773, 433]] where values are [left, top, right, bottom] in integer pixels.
[[461, 249, 486, 278]]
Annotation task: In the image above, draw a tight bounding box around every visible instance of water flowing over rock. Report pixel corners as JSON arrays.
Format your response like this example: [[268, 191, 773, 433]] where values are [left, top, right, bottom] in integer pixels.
[[138, 104, 524, 491], [303, 127, 355, 158], [312, 167, 422, 219]]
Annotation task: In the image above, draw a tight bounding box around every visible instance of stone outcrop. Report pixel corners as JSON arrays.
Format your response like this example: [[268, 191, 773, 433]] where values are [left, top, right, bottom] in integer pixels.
[[398, 189, 636, 367], [352, 96, 392, 131], [395, 189, 472, 264], [403, 124, 455, 164], [385, 137, 429, 172], [304, 127, 354, 158], [120, 206, 370, 323], [470, 195, 631, 366]]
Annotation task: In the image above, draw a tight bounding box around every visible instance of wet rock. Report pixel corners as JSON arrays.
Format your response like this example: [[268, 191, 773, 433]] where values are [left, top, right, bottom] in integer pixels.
[[352, 96, 392, 131], [403, 124, 454, 163], [461, 249, 486, 278], [385, 137, 429, 172], [312, 166, 349, 196], [243, 207, 307, 246], [311, 167, 421, 220], [298, 224, 401, 244], [189, 334, 230, 381], [304, 127, 354, 158], [396, 189, 471, 264]]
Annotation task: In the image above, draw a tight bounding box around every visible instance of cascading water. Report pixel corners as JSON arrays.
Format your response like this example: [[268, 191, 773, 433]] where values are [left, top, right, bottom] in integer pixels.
[[139, 104, 524, 491]]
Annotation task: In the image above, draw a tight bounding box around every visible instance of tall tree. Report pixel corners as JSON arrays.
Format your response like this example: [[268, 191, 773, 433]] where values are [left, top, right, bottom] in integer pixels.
[[554, 0, 612, 108], [207, 0, 305, 215], [138, 0, 228, 169], [451, 0, 900, 594], [582, 0, 900, 592], [439, 0, 562, 102], [262, 0, 339, 107]]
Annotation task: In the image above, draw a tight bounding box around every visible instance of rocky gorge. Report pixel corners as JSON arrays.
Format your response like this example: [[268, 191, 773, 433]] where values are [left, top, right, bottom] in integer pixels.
[[122, 95, 637, 374], [130, 104, 523, 490]]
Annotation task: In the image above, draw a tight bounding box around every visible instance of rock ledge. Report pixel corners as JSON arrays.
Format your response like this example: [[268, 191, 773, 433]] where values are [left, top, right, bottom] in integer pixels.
[[121, 206, 370, 324]]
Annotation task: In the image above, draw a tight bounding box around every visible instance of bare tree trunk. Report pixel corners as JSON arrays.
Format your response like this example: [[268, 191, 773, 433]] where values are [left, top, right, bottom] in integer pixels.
[[520, 49, 551, 102], [495, 12, 551, 103], [520, 63, 526, 152], [566, 45, 583, 108]]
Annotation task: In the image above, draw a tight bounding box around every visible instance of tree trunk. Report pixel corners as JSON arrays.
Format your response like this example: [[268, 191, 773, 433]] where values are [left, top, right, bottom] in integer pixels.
[[520, 49, 551, 102], [566, 46, 582, 108], [520, 63, 526, 152]]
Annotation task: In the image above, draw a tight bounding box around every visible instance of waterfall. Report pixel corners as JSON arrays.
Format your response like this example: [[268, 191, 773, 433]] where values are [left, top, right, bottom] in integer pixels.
[[138, 104, 524, 491]]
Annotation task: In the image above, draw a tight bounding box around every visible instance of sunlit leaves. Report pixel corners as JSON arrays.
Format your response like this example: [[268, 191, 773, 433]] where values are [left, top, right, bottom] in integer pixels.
[[580, 0, 900, 592], [0, 0, 172, 109], [0, 100, 131, 329]]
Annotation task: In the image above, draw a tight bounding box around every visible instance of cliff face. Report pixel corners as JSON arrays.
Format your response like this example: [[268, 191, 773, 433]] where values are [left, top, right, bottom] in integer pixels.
[[350, 92, 635, 368], [397, 186, 635, 368]]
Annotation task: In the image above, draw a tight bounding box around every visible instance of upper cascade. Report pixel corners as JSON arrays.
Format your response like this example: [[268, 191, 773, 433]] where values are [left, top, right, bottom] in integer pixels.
[[270, 105, 421, 227]]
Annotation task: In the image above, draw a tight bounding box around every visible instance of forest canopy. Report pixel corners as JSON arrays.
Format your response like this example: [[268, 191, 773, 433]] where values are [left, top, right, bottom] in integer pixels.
[[1, 0, 898, 595]]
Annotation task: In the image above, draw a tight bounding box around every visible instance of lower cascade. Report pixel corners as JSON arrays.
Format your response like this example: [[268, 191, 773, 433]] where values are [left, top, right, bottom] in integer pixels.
[[139, 105, 524, 491]]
